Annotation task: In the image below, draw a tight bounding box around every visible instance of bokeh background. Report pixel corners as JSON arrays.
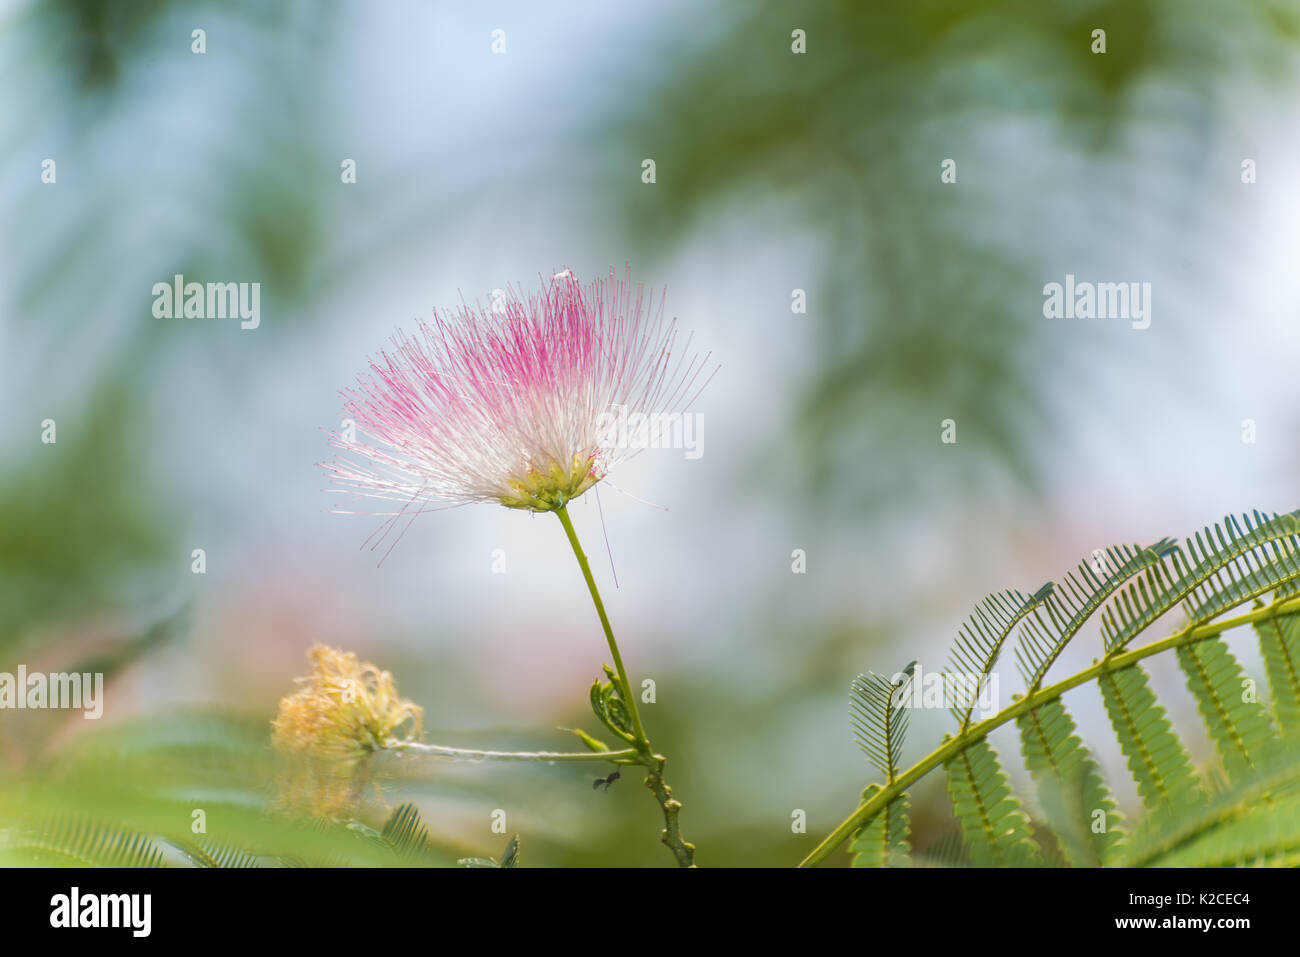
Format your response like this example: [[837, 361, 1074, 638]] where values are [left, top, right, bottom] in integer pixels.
[[2, 0, 1299, 865]]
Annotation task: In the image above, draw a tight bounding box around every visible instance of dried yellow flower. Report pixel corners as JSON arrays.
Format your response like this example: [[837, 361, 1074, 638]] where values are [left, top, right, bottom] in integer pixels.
[[271, 644, 423, 818]]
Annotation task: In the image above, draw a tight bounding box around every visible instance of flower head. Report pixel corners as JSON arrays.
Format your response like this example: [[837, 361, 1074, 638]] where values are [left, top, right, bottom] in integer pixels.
[[271, 644, 422, 817], [323, 268, 711, 545]]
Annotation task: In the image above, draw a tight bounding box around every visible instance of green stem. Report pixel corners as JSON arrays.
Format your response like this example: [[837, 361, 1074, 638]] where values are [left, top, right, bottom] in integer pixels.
[[799, 593, 1300, 868], [555, 504, 650, 749], [388, 741, 639, 763], [554, 503, 696, 867]]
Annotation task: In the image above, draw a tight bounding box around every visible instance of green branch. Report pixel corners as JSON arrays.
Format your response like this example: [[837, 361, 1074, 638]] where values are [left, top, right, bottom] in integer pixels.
[[799, 593, 1300, 868]]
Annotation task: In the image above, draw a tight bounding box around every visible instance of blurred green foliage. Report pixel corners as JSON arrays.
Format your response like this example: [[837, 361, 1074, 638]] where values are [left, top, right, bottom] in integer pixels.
[[0, 711, 464, 867], [607, 0, 1300, 510], [0, 381, 174, 652]]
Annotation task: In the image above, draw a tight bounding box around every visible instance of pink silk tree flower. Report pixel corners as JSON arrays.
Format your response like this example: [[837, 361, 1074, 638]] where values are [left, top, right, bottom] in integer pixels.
[[323, 267, 713, 549]]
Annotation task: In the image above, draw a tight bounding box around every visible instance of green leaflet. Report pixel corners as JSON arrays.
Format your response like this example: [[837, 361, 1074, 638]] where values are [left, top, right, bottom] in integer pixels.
[[1138, 774, 1300, 868], [1098, 664, 1204, 814], [2, 817, 166, 868], [1145, 790, 1300, 867], [1177, 635, 1277, 782], [849, 785, 910, 868], [459, 834, 520, 868], [380, 801, 438, 863], [946, 590, 1043, 729], [1101, 511, 1300, 653], [1181, 516, 1300, 624], [174, 839, 263, 868], [1016, 538, 1178, 692], [589, 667, 635, 742], [943, 737, 1041, 867], [1016, 698, 1126, 866], [1255, 611, 1300, 738], [850, 666, 915, 780], [1120, 756, 1300, 866]]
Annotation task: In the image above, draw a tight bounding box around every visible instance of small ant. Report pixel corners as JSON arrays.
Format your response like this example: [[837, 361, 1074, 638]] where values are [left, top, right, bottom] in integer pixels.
[[592, 770, 621, 792]]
